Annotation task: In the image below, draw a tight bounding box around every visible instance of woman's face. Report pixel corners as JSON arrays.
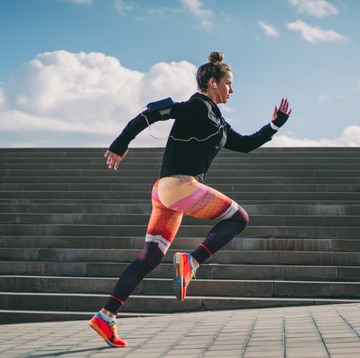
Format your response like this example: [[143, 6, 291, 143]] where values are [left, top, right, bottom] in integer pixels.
[[215, 71, 233, 104]]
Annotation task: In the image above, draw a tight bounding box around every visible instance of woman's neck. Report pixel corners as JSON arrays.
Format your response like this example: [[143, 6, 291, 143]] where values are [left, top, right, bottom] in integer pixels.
[[200, 91, 220, 105]]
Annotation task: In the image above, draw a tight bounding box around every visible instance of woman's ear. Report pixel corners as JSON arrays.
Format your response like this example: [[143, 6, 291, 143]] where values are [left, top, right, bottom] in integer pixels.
[[208, 77, 217, 89]]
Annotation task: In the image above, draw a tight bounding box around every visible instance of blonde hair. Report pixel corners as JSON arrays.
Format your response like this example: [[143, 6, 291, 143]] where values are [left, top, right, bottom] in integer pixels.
[[196, 51, 232, 92]]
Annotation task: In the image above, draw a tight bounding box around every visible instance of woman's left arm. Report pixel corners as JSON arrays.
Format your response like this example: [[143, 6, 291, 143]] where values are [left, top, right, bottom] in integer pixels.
[[224, 98, 292, 153]]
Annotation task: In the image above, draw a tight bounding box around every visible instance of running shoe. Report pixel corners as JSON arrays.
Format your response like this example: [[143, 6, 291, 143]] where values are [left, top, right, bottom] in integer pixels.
[[173, 252, 196, 301], [88, 312, 127, 347]]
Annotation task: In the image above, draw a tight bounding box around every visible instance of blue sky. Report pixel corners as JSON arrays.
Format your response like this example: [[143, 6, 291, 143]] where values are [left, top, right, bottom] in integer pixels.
[[0, 0, 359, 148]]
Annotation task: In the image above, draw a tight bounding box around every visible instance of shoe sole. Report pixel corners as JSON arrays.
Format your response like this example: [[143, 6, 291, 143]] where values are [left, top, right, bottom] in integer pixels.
[[173, 252, 184, 301], [88, 320, 127, 348]]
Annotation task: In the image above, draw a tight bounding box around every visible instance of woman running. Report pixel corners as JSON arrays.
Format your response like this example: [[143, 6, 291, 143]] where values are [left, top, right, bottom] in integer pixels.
[[89, 51, 292, 347]]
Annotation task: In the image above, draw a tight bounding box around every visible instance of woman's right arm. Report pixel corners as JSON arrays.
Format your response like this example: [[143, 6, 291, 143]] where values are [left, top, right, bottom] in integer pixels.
[[105, 106, 172, 169], [108, 110, 168, 156]]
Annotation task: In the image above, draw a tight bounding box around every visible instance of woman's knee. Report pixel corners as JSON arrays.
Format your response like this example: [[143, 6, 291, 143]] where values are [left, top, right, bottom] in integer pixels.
[[240, 208, 249, 227], [230, 205, 249, 227], [149, 250, 165, 268], [139, 242, 165, 269]]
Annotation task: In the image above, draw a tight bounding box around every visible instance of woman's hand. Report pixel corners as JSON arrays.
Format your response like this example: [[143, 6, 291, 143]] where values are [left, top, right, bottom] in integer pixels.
[[271, 98, 292, 128], [272, 98, 292, 122], [104, 149, 128, 170]]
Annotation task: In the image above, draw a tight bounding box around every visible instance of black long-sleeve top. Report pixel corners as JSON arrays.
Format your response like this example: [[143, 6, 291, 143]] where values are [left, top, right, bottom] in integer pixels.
[[109, 93, 278, 183]]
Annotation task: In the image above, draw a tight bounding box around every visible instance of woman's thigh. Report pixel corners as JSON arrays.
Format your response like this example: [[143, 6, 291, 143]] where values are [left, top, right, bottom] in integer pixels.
[[157, 175, 247, 222], [146, 179, 184, 249]]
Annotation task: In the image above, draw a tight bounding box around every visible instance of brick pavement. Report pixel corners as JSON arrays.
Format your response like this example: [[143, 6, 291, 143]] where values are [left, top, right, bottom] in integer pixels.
[[1, 304, 360, 358]]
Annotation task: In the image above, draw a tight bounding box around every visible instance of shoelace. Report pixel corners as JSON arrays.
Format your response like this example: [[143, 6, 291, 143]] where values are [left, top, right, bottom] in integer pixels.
[[185, 270, 196, 288], [109, 320, 118, 337]]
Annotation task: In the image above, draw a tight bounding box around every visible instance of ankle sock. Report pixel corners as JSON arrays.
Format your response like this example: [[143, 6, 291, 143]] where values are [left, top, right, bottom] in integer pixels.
[[99, 311, 115, 323]]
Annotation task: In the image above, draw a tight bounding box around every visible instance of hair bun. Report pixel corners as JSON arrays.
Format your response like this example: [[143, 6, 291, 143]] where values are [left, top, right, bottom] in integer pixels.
[[208, 51, 224, 64]]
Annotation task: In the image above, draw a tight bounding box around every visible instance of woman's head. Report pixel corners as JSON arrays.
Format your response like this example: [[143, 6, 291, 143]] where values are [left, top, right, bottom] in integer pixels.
[[197, 52, 233, 104], [196, 52, 232, 93]]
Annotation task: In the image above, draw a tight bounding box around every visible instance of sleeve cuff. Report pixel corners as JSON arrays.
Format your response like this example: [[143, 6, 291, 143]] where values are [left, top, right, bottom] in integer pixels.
[[270, 121, 280, 131]]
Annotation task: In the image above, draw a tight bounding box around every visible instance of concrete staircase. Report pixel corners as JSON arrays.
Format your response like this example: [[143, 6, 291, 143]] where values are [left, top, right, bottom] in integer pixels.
[[0, 147, 360, 324]]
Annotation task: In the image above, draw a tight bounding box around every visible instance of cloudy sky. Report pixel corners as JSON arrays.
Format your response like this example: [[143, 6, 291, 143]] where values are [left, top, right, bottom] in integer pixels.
[[0, 0, 359, 148]]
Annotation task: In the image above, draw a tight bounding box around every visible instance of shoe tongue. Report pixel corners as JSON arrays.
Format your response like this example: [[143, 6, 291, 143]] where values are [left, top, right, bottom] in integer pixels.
[[187, 254, 196, 272]]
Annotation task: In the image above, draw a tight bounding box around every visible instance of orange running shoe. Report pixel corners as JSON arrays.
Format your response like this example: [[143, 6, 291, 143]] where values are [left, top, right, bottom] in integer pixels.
[[89, 313, 127, 348], [173, 252, 196, 301]]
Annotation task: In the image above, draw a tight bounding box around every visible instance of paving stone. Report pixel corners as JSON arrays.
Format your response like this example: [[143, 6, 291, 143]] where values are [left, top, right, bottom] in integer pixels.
[[202, 351, 240, 358], [243, 351, 285, 357], [286, 353, 329, 358]]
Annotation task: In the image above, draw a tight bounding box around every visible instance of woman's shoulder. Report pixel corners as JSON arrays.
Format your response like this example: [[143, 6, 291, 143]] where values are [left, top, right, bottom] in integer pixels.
[[189, 93, 213, 109], [171, 93, 210, 119]]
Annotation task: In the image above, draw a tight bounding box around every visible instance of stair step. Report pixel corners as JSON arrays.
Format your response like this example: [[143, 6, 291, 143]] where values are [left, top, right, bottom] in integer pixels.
[[2, 183, 359, 193], [1, 146, 358, 154], [2, 294, 360, 324], [1, 261, 359, 282], [2, 169, 360, 178], [0, 308, 160, 324], [1, 213, 359, 227], [1, 203, 360, 216], [2, 156, 360, 164], [2, 276, 360, 299], [2, 162, 360, 170], [1, 190, 360, 201], [1, 223, 358, 238], [1, 248, 360, 265], [1, 198, 359, 206], [1, 236, 360, 251], [2, 176, 360, 185]]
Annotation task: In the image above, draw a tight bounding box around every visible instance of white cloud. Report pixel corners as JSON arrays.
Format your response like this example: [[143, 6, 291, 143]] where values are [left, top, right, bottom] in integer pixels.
[[318, 95, 331, 101], [195, 20, 213, 31], [257, 21, 279, 37], [114, 0, 135, 15], [288, 0, 338, 18], [181, 0, 213, 18], [286, 20, 349, 43], [265, 126, 360, 147], [221, 12, 232, 23], [181, 0, 213, 30], [148, 7, 179, 16], [0, 88, 4, 107], [221, 106, 233, 113], [0, 51, 198, 148]]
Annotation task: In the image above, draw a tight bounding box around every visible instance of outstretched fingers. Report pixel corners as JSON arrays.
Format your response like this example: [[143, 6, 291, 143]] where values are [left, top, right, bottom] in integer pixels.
[[279, 98, 291, 115], [104, 150, 128, 170], [114, 155, 122, 170], [106, 152, 115, 169]]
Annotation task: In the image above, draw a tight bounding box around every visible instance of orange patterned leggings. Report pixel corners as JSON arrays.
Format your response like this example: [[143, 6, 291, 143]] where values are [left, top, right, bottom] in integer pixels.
[[104, 175, 249, 314]]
